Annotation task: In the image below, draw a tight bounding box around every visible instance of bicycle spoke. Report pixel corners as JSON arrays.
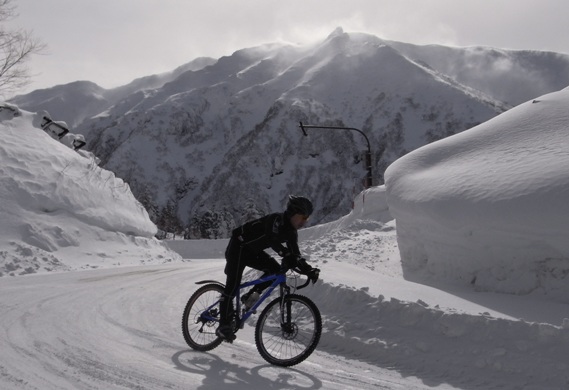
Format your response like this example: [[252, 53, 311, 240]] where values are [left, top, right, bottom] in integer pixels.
[[255, 294, 321, 366], [182, 284, 225, 351]]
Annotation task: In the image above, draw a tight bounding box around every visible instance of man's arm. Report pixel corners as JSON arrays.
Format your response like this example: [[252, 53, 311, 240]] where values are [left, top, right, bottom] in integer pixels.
[[266, 214, 289, 256]]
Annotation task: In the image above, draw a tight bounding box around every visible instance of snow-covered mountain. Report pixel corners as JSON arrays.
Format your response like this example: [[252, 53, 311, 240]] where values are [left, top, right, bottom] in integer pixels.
[[9, 28, 569, 238], [387, 41, 569, 106], [8, 57, 216, 128]]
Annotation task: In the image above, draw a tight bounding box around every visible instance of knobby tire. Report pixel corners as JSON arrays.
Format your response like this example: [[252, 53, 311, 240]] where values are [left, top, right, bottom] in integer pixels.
[[255, 294, 322, 367], [182, 283, 224, 351]]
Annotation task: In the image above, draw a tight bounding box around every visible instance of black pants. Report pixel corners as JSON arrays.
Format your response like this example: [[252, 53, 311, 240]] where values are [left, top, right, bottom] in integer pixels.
[[219, 238, 280, 325]]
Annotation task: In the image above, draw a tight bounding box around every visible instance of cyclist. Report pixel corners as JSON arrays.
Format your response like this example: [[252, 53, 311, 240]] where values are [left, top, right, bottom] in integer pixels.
[[216, 195, 320, 342]]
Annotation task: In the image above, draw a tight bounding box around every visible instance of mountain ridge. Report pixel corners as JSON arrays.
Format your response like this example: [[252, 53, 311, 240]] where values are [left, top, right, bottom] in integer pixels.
[[8, 29, 569, 237]]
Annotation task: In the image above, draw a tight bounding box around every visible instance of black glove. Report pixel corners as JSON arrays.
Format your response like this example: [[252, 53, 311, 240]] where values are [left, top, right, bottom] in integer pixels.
[[296, 257, 312, 273], [307, 267, 320, 284], [296, 258, 319, 284], [283, 256, 318, 283]]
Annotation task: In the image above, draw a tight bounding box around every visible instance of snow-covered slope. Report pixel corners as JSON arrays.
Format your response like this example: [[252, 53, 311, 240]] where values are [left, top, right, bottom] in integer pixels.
[[388, 41, 569, 106], [0, 104, 180, 276], [2, 99, 569, 388], [74, 29, 508, 237], [8, 57, 217, 128], [385, 87, 569, 301], [9, 29, 569, 239]]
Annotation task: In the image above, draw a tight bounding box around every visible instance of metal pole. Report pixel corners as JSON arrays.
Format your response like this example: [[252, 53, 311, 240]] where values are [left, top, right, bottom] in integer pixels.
[[299, 122, 373, 188]]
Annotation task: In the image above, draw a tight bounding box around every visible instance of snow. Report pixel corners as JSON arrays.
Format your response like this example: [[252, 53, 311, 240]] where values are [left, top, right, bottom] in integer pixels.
[[385, 87, 569, 301], [0, 104, 180, 275], [2, 93, 569, 389]]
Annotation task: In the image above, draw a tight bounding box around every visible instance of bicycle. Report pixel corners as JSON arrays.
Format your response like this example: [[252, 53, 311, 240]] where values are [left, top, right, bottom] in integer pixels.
[[181, 263, 322, 367]]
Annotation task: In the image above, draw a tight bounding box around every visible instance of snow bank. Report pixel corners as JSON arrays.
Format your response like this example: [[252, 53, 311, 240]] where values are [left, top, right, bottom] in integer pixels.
[[301, 186, 393, 241], [310, 280, 569, 389], [158, 157, 569, 387], [0, 105, 180, 276], [165, 238, 227, 259], [299, 187, 402, 278], [384, 87, 569, 300]]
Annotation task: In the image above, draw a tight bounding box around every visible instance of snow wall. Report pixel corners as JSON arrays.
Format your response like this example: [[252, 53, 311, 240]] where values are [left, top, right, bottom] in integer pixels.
[[384, 87, 569, 301]]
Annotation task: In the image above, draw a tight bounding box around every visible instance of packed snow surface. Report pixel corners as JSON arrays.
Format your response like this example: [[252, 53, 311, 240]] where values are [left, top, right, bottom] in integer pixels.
[[1, 97, 569, 389], [385, 87, 569, 301]]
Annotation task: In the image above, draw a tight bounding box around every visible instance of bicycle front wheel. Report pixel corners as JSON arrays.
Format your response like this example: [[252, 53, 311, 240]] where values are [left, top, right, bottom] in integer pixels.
[[182, 283, 224, 351], [255, 294, 322, 367]]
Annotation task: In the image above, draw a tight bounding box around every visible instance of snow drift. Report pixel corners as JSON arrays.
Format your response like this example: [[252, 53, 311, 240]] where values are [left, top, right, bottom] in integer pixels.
[[0, 104, 180, 276], [385, 87, 569, 301]]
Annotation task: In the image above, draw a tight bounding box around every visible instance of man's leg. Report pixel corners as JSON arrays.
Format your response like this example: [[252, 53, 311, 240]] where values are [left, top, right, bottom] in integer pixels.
[[217, 239, 244, 342], [244, 253, 281, 295]]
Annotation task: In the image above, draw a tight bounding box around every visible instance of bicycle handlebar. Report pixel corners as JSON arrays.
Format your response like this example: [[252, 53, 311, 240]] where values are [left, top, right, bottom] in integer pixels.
[[296, 277, 311, 290], [285, 266, 313, 290], [280, 262, 316, 290]]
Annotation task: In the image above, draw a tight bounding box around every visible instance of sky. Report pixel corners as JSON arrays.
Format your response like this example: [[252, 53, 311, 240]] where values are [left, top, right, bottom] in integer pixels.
[[7, 0, 569, 95], [2, 92, 569, 388]]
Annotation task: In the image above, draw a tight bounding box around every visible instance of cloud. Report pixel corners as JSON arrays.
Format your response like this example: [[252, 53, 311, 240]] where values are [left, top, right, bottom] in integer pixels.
[[8, 0, 569, 94]]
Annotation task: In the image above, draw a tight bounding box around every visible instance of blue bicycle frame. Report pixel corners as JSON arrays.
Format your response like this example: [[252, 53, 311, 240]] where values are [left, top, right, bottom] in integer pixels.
[[200, 272, 288, 327]]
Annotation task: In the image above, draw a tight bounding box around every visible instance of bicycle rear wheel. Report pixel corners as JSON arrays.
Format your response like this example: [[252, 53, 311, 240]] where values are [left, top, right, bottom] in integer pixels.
[[255, 294, 322, 367], [182, 283, 224, 351]]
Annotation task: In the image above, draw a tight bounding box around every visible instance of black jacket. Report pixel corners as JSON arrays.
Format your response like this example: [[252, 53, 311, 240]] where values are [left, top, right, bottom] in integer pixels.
[[231, 212, 300, 257]]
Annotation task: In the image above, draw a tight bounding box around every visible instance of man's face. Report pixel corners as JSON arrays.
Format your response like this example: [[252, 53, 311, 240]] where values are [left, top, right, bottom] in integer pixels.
[[290, 213, 310, 229]]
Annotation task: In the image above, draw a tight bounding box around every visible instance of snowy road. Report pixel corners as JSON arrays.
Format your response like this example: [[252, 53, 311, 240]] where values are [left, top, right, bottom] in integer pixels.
[[0, 261, 455, 390]]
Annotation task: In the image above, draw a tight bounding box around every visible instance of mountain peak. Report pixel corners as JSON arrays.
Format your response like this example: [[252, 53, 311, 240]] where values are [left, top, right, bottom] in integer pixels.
[[327, 27, 345, 39]]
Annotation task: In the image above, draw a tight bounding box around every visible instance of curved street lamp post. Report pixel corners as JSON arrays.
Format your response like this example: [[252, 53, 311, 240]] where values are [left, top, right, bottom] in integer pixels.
[[298, 122, 373, 188]]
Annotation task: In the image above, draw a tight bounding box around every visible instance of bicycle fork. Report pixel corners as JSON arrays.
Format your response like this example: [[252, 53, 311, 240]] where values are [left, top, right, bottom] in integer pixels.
[[279, 284, 297, 339]]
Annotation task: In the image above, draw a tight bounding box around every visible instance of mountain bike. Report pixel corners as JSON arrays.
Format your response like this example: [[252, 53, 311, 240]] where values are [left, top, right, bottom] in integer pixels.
[[181, 265, 322, 367]]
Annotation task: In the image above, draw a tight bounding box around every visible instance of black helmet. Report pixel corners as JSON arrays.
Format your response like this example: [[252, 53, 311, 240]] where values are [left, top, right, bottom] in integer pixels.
[[286, 195, 313, 216]]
